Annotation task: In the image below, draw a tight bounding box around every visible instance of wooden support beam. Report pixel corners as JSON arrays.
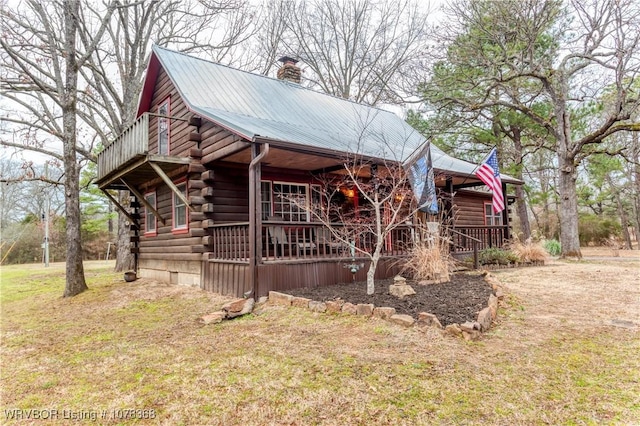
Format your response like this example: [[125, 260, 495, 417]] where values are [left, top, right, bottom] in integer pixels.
[[201, 187, 214, 197], [202, 170, 215, 181], [189, 148, 203, 158], [189, 196, 206, 206], [202, 203, 215, 213], [203, 219, 215, 228], [188, 162, 206, 174], [191, 245, 207, 253], [190, 211, 206, 221], [189, 132, 202, 143], [190, 228, 207, 237], [189, 179, 205, 189], [202, 141, 251, 163], [101, 189, 137, 226], [148, 161, 194, 211], [120, 179, 166, 225]]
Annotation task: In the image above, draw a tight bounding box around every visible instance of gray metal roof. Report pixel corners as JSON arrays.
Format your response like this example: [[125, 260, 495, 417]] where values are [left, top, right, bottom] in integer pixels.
[[151, 45, 520, 183]]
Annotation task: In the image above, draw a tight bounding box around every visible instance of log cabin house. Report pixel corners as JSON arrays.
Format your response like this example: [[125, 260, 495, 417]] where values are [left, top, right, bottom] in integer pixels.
[[96, 46, 522, 297]]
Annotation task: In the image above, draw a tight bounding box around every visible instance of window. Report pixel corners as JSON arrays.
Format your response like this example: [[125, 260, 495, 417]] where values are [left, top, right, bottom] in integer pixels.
[[484, 202, 503, 226], [273, 182, 309, 222], [144, 192, 157, 235], [158, 98, 170, 155], [261, 181, 272, 220], [173, 182, 188, 231]]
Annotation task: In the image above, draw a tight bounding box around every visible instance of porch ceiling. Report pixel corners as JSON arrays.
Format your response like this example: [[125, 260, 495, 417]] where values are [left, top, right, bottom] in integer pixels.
[[224, 146, 346, 172]]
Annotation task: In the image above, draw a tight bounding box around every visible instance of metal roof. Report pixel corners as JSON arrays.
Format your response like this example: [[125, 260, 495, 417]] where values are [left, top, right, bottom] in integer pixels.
[[151, 45, 521, 183]]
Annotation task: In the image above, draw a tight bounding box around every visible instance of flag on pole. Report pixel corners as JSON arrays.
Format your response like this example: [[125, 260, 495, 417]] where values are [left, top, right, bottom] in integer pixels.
[[475, 147, 505, 213], [403, 141, 438, 214]]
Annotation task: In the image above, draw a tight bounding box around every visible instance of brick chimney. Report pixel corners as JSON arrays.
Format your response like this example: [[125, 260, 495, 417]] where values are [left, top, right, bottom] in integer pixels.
[[277, 56, 301, 84]]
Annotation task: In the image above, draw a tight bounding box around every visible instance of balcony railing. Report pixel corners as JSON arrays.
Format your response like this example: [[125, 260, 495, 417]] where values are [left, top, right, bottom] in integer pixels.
[[97, 113, 150, 181]]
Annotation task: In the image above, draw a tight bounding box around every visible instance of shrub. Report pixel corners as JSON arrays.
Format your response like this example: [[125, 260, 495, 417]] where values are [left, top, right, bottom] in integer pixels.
[[478, 247, 520, 265], [543, 239, 561, 256], [578, 214, 621, 245]]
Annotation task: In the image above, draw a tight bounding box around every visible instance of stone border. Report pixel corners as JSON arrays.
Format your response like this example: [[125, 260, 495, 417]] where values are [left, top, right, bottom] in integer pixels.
[[266, 271, 506, 341]]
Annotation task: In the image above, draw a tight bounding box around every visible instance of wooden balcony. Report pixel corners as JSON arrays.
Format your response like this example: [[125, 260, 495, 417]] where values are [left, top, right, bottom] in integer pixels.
[[97, 113, 150, 182]]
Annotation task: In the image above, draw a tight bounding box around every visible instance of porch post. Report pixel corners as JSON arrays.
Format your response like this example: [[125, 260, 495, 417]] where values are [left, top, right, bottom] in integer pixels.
[[501, 182, 510, 241], [248, 142, 268, 298], [446, 177, 454, 253]]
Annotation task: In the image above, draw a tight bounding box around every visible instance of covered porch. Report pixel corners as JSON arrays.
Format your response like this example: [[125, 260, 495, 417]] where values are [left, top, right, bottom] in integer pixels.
[[202, 219, 509, 297]]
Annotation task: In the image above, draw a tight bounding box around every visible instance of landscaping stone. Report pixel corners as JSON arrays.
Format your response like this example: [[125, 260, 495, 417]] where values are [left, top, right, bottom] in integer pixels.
[[373, 307, 396, 319], [488, 294, 498, 320], [477, 307, 492, 331], [356, 303, 374, 316], [222, 298, 255, 319], [201, 311, 225, 324], [269, 291, 293, 306], [393, 275, 407, 284], [325, 300, 344, 313], [444, 323, 463, 337], [459, 321, 480, 332], [390, 314, 415, 327], [258, 296, 269, 304], [291, 296, 311, 308], [308, 301, 327, 313], [495, 289, 505, 300], [342, 302, 357, 314], [389, 283, 416, 299], [416, 312, 443, 329]]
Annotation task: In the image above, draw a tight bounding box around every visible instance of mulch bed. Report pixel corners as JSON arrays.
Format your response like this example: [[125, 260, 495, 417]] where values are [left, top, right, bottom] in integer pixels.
[[284, 273, 494, 326]]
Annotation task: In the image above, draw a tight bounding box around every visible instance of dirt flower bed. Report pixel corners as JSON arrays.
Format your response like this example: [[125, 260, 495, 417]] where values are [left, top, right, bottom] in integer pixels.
[[284, 273, 494, 326]]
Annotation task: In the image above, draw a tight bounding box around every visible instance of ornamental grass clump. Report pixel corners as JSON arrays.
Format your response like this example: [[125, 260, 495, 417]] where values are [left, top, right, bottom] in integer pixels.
[[403, 228, 454, 282], [509, 238, 548, 263]]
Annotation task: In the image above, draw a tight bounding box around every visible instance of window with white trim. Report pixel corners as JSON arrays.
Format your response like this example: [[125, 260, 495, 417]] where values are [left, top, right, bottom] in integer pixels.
[[144, 192, 156, 234], [273, 182, 309, 222], [158, 99, 170, 155], [173, 182, 188, 230], [484, 203, 503, 226]]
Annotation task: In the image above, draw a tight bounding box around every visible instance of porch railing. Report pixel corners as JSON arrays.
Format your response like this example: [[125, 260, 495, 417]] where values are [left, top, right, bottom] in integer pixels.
[[208, 221, 414, 262], [448, 225, 508, 252], [97, 113, 150, 181], [208, 222, 510, 263]]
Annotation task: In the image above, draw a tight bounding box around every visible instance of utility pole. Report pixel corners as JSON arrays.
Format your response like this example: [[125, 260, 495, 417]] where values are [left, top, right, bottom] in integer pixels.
[[43, 163, 50, 267]]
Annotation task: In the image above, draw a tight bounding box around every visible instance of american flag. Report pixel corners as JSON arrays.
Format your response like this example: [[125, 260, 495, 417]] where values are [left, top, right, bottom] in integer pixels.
[[475, 148, 505, 213]]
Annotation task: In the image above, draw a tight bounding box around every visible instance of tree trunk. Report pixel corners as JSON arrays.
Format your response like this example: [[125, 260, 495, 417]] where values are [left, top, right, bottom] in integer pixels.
[[511, 129, 531, 240], [114, 190, 135, 271], [557, 155, 582, 258], [632, 132, 640, 247], [609, 178, 633, 250], [366, 257, 377, 296], [62, 0, 87, 297]]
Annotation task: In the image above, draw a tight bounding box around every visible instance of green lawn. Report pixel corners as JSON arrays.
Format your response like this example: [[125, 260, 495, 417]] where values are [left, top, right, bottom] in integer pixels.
[[1, 261, 638, 425]]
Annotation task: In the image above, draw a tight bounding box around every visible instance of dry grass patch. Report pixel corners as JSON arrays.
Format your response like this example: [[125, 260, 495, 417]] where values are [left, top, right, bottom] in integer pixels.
[[1, 259, 639, 424]]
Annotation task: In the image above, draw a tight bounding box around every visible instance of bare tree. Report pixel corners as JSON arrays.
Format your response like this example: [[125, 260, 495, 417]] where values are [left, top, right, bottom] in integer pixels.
[[265, 0, 432, 106], [1, 0, 123, 296]]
